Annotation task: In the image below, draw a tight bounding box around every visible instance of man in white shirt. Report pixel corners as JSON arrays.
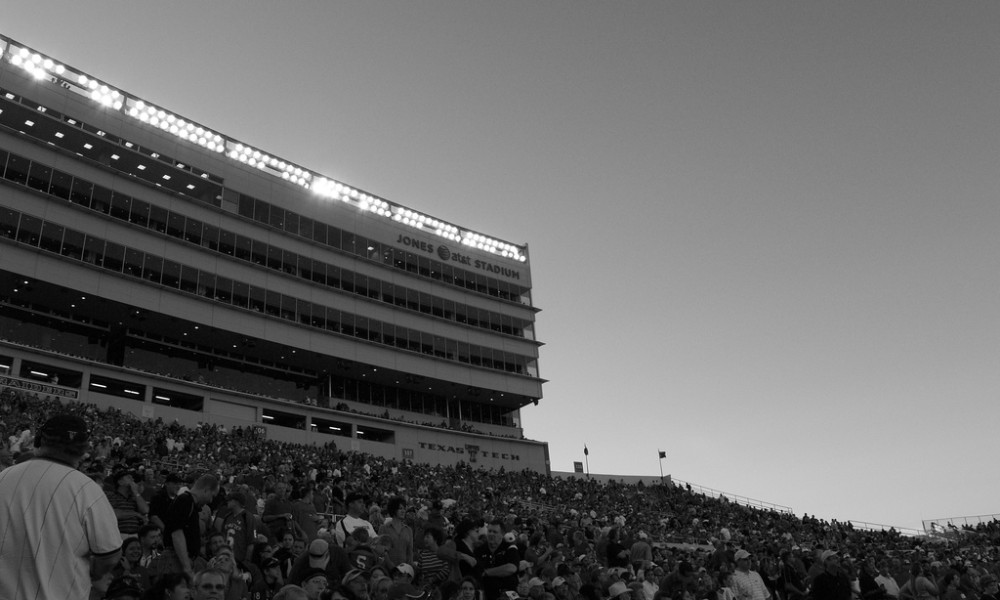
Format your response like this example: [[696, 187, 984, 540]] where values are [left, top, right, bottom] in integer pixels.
[[333, 491, 377, 547], [0, 413, 122, 600], [732, 549, 772, 600]]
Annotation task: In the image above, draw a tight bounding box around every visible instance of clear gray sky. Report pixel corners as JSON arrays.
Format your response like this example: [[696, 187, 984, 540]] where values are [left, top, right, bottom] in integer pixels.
[[7, 1, 1000, 531]]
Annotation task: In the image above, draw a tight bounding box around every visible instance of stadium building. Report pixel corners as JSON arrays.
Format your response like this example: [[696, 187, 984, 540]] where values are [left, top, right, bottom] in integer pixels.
[[0, 35, 548, 472]]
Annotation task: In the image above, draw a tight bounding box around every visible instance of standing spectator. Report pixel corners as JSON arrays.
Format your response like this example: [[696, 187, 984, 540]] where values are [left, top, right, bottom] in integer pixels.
[[161, 474, 221, 580], [0, 413, 122, 600], [732, 550, 772, 600], [606, 528, 630, 570], [215, 490, 266, 563], [475, 520, 521, 600], [417, 527, 452, 588], [453, 520, 481, 580], [380, 496, 415, 565], [335, 492, 378, 547], [292, 487, 321, 542], [264, 482, 298, 542], [630, 532, 653, 573], [149, 473, 183, 530]]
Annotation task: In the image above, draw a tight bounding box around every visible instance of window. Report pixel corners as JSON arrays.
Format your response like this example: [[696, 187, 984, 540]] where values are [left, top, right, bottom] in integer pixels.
[[15, 214, 41, 246], [39, 221, 64, 253]]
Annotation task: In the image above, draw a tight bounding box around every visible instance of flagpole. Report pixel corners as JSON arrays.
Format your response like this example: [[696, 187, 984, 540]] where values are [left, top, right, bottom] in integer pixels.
[[658, 450, 664, 482], [584, 444, 590, 478]]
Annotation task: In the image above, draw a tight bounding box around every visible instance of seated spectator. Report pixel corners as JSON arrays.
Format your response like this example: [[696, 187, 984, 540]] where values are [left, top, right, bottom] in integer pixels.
[[139, 572, 191, 600]]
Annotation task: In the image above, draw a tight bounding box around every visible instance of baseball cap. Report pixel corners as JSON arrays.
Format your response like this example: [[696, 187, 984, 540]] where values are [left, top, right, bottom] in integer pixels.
[[262, 557, 280, 569], [734, 549, 752, 561], [301, 568, 328, 584], [39, 414, 89, 445], [105, 576, 142, 599], [343, 569, 366, 586], [553, 577, 568, 588], [609, 582, 629, 598], [395, 563, 415, 578]]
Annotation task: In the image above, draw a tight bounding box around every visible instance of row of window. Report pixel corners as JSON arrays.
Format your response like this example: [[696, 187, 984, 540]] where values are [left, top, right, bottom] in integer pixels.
[[0, 148, 533, 339], [0, 88, 530, 304], [0, 205, 540, 377], [233, 191, 528, 303]]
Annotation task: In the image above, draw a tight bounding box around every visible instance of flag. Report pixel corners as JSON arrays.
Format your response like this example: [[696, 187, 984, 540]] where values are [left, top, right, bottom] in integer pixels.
[[658, 450, 666, 459], [584, 445, 589, 456]]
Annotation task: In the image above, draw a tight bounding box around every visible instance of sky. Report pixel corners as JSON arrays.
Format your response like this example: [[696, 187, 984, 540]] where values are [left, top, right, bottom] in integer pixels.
[[5, 1, 1000, 532]]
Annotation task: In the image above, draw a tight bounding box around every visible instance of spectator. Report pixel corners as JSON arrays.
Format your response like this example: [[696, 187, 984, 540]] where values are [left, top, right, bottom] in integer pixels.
[[731, 550, 771, 600], [475, 520, 520, 600], [250, 556, 286, 599], [417, 527, 452, 588], [875, 561, 901, 600], [149, 473, 183, 530], [138, 524, 164, 569], [300, 568, 330, 600], [380, 496, 415, 566], [289, 538, 353, 587], [0, 413, 122, 600], [159, 474, 221, 580], [811, 551, 853, 600], [109, 469, 150, 535], [140, 572, 191, 600], [335, 492, 378, 548], [193, 568, 230, 600], [264, 482, 297, 542], [215, 490, 267, 563], [206, 545, 251, 600]]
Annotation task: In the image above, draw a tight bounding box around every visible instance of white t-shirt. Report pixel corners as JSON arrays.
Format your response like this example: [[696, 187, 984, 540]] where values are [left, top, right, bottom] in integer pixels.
[[334, 514, 378, 546], [0, 458, 123, 600]]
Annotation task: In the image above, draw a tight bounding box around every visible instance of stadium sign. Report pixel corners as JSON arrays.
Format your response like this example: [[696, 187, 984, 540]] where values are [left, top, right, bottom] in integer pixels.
[[416, 441, 521, 463], [0, 374, 79, 399], [395, 235, 522, 280]]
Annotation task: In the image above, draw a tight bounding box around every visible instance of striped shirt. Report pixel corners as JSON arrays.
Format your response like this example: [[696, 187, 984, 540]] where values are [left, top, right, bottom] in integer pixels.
[[0, 458, 123, 600], [732, 569, 772, 600]]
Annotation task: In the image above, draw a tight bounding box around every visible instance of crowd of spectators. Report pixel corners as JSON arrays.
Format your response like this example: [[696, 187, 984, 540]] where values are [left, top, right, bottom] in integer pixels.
[[2, 389, 1000, 600]]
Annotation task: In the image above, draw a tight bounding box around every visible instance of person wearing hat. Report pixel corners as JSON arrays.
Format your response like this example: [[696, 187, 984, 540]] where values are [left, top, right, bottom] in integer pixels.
[[300, 568, 329, 600], [731, 549, 772, 600], [289, 538, 353, 588], [108, 469, 150, 536], [251, 556, 286, 598], [105, 574, 144, 600], [334, 491, 378, 548], [0, 413, 123, 600], [343, 568, 370, 600], [609, 581, 632, 600], [388, 563, 421, 600], [812, 551, 852, 600], [214, 489, 265, 562]]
